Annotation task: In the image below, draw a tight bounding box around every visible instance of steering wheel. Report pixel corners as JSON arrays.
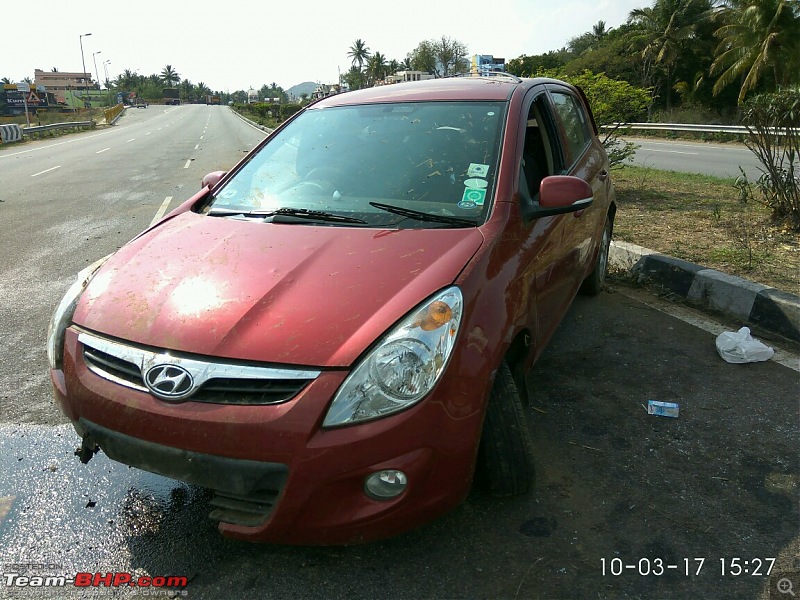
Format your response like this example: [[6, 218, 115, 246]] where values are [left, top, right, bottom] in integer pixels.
[[303, 166, 357, 195]]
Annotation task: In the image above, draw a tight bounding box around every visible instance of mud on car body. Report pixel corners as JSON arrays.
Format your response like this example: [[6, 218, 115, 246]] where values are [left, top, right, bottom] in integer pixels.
[[49, 74, 615, 544]]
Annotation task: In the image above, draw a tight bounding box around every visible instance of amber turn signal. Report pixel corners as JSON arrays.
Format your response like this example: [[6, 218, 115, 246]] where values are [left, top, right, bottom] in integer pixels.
[[414, 300, 453, 331]]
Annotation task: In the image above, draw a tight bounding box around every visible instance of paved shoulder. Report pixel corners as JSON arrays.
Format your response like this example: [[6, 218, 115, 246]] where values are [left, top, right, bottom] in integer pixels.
[[610, 240, 800, 343]]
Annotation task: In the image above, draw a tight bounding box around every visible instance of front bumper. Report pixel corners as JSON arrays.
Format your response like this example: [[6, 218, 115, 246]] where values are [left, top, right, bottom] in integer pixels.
[[53, 327, 489, 545]]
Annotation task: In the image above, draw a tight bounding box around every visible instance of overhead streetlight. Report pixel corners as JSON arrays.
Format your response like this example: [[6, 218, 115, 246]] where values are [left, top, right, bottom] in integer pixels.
[[79, 33, 92, 108], [103, 60, 112, 102], [92, 51, 102, 93]]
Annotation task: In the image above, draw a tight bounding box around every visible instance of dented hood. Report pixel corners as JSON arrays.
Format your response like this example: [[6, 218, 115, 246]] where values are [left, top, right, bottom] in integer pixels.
[[74, 212, 483, 367]]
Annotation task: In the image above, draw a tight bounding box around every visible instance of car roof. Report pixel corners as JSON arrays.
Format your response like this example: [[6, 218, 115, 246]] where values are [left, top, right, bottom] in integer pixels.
[[312, 76, 544, 108]]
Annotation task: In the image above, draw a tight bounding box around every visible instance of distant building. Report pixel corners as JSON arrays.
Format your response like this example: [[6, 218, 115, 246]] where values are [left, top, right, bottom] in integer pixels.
[[385, 71, 435, 85], [34, 69, 94, 102], [470, 55, 506, 76], [311, 84, 341, 100]]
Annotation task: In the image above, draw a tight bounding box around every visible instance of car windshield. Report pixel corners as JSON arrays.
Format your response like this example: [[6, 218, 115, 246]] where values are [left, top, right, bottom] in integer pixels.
[[207, 100, 506, 228]]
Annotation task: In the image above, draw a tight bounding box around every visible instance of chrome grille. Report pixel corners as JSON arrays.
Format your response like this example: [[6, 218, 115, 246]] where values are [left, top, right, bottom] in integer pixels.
[[78, 330, 320, 405]]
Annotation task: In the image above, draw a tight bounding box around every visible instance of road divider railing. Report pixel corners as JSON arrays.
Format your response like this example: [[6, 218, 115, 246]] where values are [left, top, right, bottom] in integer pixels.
[[104, 103, 125, 124], [20, 121, 96, 139], [602, 123, 798, 136]]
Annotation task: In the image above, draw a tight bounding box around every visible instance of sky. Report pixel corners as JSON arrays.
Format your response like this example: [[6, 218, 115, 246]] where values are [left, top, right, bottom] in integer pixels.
[[1, 0, 650, 93]]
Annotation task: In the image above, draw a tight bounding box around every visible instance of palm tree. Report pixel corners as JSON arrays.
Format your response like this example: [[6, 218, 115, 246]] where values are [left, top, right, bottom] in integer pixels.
[[347, 39, 371, 71], [160, 65, 181, 87], [710, 0, 800, 103], [367, 52, 388, 84], [116, 69, 138, 91], [629, 0, 712, 108], [592, 20, 612, 40], [180, 79, 195, 102]]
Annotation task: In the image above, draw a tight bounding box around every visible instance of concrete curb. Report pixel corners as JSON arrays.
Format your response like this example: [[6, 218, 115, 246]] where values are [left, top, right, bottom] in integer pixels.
[[609, 240, 800, 342]]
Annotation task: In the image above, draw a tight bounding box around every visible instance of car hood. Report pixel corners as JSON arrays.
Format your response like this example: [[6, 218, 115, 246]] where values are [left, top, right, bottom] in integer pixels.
[[74, 212, 483, 367]]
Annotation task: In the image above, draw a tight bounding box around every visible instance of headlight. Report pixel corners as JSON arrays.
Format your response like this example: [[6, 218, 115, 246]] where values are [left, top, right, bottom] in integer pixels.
[[47, 255, 111, 370], [323, 287, 463, 427]]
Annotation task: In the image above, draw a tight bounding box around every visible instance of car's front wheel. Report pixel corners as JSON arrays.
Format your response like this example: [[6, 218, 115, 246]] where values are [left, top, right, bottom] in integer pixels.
[[476, 360, 535, 496]]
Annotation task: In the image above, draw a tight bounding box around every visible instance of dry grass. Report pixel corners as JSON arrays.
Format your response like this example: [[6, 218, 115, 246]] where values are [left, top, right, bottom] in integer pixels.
[[612, 166, 800, 294]]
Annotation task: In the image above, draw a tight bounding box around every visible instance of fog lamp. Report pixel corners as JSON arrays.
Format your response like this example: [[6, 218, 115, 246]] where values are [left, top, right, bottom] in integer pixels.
[[364, 470, 408, 500]]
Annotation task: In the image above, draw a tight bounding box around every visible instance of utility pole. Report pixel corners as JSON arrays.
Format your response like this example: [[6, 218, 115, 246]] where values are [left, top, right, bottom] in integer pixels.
[[79, 32, 92, 108]]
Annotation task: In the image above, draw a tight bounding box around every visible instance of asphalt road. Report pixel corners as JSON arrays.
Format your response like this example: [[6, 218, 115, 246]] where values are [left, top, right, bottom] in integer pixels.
[[0, 109, 798, 599], [0, 288, 797, 599], [625, 137, 763, 180], [0, 104, 265, 425]]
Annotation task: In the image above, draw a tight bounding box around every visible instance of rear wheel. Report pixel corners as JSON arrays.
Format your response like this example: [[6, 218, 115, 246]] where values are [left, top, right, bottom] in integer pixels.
[[477, 360, 535, 496], [580, 213, 613, 296]]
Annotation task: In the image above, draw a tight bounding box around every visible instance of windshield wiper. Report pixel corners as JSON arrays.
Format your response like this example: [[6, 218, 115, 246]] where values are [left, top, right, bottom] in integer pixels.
[[208, 206, 367, 225], [369, 202, 478, 227]]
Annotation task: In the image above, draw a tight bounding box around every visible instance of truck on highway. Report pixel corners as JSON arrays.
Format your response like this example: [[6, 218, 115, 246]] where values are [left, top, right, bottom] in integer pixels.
[[163, 88, 180, 105], [206, 95, 221, 105]]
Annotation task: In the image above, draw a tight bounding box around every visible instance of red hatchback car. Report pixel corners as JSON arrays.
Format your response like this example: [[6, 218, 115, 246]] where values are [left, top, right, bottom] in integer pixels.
[[48, 75, 615, 544]]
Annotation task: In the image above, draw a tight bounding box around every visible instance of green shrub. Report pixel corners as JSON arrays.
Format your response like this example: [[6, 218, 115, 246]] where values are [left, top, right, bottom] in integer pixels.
[[741, 87, 800, 229]]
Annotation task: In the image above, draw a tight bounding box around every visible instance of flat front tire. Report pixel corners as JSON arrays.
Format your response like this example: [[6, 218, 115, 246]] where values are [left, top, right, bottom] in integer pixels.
[[477, 360, 535, 497]]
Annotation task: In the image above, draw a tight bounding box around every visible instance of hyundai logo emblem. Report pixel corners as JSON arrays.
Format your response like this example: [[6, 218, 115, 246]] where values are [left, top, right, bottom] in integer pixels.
[[144, 364, 194, 400]]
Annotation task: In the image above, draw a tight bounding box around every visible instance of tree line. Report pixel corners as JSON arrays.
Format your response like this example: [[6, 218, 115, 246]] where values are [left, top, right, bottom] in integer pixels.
[[508, 0, 799, 119], [341, 0, 797, 120]]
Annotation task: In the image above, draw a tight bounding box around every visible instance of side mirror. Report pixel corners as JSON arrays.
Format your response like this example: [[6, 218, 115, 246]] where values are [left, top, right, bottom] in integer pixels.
[[521, 175, 593, 220], [201, 171, 227, 190], [539, 176, 593, 208]]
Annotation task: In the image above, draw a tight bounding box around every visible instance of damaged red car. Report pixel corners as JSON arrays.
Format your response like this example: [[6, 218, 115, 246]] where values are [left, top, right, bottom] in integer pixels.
[[48, 75, 615, 544]]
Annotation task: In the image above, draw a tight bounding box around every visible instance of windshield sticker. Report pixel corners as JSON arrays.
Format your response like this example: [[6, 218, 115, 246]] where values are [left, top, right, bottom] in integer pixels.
[[464, 178, 488, 189], [467, 163, 489, 177], [461, 188, 486, 206], [457, 200, 477, 210]]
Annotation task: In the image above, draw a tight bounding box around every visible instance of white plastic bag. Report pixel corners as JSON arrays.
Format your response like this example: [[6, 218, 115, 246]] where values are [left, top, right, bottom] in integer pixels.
[[715, 327, 774, 363]]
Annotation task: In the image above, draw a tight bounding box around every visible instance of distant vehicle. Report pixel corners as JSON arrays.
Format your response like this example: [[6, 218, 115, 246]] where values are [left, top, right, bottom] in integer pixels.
[[163, 88, 180, 106], [247, 89, 259, 104], [133, 97, 148, 108], [206, 95, 221, 105]]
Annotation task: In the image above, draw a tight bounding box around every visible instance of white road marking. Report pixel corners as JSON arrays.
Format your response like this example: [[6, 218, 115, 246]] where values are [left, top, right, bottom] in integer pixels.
[[96, 148, 110, 154], [0, 128, 117, 159], [145, 132, 151, 136], [200, 135, 204, 140], [150, 196, 173, 226], [183, 159, 192, 169], [31, 165, 61, 177], [194, 144, 199, 149], [126, 138, 135, 142], [640, 148, 698, 155]]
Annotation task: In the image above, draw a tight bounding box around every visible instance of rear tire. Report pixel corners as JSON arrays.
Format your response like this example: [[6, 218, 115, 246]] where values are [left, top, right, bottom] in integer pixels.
[[477, 360, 535, 496], [580, 213, 613, 296]]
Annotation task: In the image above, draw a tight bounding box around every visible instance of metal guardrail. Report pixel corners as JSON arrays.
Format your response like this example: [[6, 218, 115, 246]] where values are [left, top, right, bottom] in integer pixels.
[[22, 121, 95, 135], [601, 123, 797, 136]]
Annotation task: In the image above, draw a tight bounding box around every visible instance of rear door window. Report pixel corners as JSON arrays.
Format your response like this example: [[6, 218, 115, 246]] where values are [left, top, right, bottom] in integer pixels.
[[549, 91, 592, 166]]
